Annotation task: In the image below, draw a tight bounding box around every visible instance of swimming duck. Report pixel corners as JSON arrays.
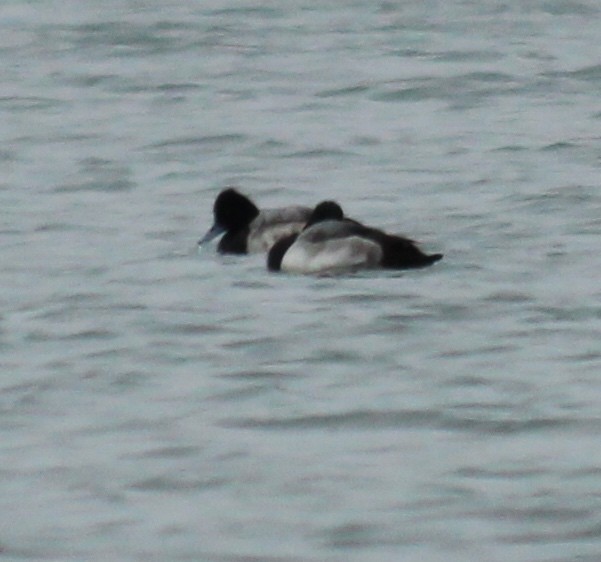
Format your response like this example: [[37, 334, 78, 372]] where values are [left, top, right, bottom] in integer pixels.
[[267, 201, 443, 273], [199, 188, 312, 254]]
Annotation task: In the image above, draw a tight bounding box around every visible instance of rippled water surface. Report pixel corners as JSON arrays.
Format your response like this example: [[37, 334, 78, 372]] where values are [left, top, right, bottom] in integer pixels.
[[2, 1, 601, 561]]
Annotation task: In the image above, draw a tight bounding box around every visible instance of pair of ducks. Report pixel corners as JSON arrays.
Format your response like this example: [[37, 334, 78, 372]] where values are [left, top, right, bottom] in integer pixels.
[[199, 188, 443, 274]]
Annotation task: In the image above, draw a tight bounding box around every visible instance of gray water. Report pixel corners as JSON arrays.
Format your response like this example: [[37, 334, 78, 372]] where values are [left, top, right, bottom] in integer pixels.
[[2, 1, 601, 561]]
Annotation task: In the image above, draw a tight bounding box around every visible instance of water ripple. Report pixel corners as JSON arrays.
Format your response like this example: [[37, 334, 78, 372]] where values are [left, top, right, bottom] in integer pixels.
[[149, 133, 248, 149], [128, 475, 227, 492], [0, 95, 67, 111], [220, 409, 590, 434]]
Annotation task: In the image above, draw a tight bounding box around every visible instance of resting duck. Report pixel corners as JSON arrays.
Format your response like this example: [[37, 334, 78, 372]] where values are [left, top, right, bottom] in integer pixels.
[[267, 201, 443, 274]]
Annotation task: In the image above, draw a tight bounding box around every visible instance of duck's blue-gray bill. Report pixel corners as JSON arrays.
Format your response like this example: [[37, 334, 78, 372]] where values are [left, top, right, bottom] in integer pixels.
[[198, 223, 225, 245]]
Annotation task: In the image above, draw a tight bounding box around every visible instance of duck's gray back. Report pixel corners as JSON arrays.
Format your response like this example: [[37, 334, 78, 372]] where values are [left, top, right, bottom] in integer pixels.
[[296, 220, 358, 244], [259, 206, 312, 225], [247, 206, 311, 253]]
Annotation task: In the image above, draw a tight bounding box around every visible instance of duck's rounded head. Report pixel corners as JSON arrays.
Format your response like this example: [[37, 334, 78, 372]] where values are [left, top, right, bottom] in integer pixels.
[[305, 200, 344, 228], [213, 188, 260, 230], [199, 188, 260, 247]]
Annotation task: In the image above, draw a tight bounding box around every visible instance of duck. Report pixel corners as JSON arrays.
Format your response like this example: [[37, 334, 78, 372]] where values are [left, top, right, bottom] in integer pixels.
[[267, 200, 443, 274], [198, 188, 312, 254]]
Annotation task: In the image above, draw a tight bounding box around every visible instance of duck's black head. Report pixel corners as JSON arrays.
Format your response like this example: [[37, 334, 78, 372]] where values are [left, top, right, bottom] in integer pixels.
[[198, 188, 261, 248], [304, 200, 344, 229], [213, 188, 260, 231]]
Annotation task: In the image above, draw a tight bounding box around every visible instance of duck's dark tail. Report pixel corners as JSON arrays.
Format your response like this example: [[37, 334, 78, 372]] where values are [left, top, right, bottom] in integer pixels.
[[421, 252, 443, 266], [380, 235, 443, 269], [394, 251, 443, 269]]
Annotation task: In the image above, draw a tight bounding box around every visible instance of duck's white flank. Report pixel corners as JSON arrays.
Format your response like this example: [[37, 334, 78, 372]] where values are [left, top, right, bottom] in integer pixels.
[[281, 235, 382, 274]]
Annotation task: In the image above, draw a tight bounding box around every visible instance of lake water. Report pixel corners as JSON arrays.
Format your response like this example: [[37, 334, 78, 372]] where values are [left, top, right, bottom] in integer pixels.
[[2, 1, 601, 561]]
